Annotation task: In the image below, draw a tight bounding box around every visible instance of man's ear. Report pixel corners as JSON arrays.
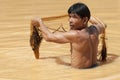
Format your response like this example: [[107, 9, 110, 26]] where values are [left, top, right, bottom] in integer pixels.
[[83, 17, 88, 24]]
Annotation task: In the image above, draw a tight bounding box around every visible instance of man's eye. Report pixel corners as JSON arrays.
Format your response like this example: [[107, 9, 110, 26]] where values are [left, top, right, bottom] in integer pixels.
[[73, 15, 78, 18]]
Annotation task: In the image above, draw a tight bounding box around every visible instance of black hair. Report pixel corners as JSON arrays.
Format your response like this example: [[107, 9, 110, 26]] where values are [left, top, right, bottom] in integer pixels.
[[68, 2, 91, 20]]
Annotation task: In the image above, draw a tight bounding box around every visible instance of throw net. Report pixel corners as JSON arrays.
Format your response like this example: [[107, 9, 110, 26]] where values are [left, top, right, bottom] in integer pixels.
[[30, 14, 107, 62]]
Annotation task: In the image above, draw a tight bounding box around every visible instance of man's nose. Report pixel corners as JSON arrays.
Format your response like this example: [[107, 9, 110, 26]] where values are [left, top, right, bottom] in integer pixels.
[[69, 18, 73, 23]]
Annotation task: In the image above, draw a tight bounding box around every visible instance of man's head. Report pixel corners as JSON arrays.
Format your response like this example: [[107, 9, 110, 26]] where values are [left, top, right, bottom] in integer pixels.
[[68, 2, 91, 20], [68, 3, 91, 30]]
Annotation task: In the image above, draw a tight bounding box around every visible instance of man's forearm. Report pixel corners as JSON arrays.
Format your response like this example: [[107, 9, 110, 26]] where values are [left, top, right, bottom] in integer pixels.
[[37, 19, 53, 41], [89, 16, 106, 34], [89, 16, 104, 26]]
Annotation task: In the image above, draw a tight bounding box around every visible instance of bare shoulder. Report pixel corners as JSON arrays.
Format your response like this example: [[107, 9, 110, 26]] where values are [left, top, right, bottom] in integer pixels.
[[64, 30, 79, 39], [63, 29, 89, 40], [72, 29, 89, 40], [88, 25, 99, 34], [64, 30, 85, 42]]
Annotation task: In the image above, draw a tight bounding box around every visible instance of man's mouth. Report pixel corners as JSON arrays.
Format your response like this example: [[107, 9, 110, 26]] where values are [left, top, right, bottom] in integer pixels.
[[70, 25, 74, 29], [70, 24, 74, 27]]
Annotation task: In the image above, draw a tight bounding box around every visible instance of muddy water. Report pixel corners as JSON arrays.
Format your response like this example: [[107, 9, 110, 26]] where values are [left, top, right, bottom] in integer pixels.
[[0, 0, 120, 80]]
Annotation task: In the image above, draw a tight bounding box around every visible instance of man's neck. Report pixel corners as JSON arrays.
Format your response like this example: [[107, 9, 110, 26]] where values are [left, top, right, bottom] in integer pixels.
[[78, 24, 88, 30]]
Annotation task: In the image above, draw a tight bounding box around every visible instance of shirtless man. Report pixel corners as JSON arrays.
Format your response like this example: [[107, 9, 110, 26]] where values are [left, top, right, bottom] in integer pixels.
[[31, 2, 106, 69]]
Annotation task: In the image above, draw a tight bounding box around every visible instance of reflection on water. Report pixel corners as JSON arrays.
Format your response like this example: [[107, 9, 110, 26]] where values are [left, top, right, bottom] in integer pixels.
[[40, 54, 71, 66], [40, 53, 119, 68], [0, 0, 120, 80], [99, 53, 119, 66]]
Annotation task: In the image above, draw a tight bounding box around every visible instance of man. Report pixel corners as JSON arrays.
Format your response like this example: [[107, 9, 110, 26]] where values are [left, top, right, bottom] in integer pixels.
[[31, 2, 106, 69]]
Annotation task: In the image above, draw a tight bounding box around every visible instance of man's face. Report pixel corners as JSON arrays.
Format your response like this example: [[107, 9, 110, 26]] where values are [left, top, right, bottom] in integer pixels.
[[68, 13, 84, 30]]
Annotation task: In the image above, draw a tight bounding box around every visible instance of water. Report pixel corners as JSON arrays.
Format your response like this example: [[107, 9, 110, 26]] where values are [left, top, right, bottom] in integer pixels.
[[0, 0, 120, 80]]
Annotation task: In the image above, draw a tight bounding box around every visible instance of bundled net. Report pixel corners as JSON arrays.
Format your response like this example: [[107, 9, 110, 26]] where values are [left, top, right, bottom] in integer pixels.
[[29, 14, 107, 61], [97, 24, 107, 61]]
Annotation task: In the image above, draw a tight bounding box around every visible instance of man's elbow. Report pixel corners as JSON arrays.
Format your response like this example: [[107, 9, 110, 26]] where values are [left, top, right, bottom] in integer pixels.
[[104, 23, 107, 29], [103, 23, 107, 31], [101, 23, 107, 34]]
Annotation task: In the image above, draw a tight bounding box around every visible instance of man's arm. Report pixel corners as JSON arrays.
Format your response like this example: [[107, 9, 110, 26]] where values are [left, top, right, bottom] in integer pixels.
[[89, 16, 106, 34], [31, 17, 76, 43]]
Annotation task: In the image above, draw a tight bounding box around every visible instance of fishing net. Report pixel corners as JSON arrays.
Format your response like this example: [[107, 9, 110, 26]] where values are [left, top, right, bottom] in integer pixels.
[[29, 14, 107, 61]]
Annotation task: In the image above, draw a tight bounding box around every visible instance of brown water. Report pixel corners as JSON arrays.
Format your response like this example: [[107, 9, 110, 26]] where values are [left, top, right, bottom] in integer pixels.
[[0, 0, 120, 80]]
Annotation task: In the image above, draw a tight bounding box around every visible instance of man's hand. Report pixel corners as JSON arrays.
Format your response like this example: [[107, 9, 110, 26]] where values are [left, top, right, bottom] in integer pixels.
[[31, 17, 43, 27]]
